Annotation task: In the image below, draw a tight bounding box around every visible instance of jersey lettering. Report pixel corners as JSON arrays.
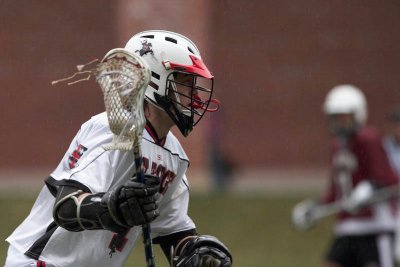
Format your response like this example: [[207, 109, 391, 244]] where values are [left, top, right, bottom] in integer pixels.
[[142, 156, 176, 194], [68, 144, 88, 169], [108, 231, 129, 255]]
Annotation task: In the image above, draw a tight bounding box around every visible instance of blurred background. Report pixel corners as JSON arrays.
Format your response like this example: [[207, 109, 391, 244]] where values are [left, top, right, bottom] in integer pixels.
[[1, 1, 400, 266]]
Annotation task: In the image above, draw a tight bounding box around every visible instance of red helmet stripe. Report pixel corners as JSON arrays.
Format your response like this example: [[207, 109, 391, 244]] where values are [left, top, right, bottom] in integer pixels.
[[166, 55, 213, 79]]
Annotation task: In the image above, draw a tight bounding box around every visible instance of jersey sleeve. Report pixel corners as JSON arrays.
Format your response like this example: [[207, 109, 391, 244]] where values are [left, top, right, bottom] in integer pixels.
[[363, 133, 398, 187], [50, 113, 117, 193]]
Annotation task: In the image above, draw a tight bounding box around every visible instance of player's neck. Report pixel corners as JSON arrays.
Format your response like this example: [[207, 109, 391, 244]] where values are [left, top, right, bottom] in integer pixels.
[[147, 119, 170, 139], [145, 104, 173, 139]]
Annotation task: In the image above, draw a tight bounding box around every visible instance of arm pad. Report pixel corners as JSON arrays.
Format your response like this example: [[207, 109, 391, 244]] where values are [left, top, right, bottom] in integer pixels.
[[53, 185, 126, 233]]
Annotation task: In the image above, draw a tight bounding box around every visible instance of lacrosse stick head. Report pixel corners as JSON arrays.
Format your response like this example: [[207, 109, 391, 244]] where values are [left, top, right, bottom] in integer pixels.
[[95, 48, 151, 151], [291, 199, 318, 231]]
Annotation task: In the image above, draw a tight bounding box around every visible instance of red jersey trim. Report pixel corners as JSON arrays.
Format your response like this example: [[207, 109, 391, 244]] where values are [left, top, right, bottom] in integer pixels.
[[145, 121, 166, 147]]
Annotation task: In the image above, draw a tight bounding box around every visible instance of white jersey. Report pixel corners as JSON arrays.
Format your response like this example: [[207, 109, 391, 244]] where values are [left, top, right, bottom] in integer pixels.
[[6, 112, 195, 267]]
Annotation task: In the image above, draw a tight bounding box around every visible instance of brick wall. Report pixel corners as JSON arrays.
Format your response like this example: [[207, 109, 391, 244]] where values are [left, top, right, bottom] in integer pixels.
[[210, 1, 400, 169], [1, 1, 400, 174], [0, 1, 118, 168]]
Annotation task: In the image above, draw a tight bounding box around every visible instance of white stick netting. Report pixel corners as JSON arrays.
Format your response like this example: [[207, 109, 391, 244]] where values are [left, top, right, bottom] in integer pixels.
[[95, 48, 151, 151]]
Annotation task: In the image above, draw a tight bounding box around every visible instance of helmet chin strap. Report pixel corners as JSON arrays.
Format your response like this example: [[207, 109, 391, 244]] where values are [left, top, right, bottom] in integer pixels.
[[145, 97, 165, 112], [153, 94, 194, 137]]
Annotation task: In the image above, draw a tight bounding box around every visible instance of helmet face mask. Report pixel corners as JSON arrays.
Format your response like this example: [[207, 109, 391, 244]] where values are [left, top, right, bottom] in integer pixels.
[[125, 30, 219, 137], [153, 71, 216, 136], [327, 113, 359, 137]]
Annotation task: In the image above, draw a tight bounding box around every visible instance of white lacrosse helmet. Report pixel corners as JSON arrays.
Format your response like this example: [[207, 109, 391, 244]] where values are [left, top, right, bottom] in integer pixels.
[[125, 30, 219, 137], [323, 84, 368, 126]]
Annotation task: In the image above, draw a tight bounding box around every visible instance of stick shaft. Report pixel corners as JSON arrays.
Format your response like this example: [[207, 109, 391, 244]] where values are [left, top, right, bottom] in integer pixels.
[[134, 146, 155, 267], [313, 185, 399, 220]]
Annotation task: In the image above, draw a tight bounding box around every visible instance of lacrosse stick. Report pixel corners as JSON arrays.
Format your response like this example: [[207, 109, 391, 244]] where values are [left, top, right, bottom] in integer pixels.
[[94, 48, 155, 267], [52, 48, 155, 266], [292, 183, 400, 231], [291, 199, 341, 230]]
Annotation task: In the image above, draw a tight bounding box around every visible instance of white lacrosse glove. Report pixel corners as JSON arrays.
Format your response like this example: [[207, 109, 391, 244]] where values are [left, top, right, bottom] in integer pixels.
[[291, 199, 318, 231], [341, 181, 374, 214]]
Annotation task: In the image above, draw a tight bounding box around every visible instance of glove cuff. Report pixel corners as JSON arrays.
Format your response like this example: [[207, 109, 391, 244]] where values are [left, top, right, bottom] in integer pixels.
[[99, 189, 129, 232]]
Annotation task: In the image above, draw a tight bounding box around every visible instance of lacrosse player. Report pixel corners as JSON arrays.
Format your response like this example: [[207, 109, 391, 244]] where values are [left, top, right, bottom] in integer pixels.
[[293, 85, 398, 267], [383, 106, 400, 262], [4, 30, 232, 267], [384, 106, 400, 177]]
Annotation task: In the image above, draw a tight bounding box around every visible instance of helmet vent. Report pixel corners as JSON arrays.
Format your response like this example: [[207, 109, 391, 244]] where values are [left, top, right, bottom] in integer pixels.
[[151, 71, 160, 80], [187, 47, 194, 54], [149, 81, 159, 90], [165, 37, 177, 44], [141, 35, 154, 39]]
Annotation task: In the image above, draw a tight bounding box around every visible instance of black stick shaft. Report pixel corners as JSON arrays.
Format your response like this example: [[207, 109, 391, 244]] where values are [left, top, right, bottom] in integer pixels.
[[134, 146, 155, 267]]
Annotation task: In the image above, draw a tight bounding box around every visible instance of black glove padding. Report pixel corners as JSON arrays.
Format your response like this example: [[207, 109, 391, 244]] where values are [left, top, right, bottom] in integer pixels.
[[99, 174, 160, 232], [173, 235, 232, 267]]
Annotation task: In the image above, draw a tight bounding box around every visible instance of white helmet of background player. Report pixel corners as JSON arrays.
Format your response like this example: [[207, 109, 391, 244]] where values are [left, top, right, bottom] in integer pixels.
[[323, 84, 367, 136], [125, 30, 219, 137]]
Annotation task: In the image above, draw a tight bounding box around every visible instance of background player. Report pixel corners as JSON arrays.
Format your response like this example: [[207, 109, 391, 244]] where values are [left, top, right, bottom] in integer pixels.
[[293, 85, 398, 267], [383, 106, 400, 177], [4, 30, 232, 267], [383, 106, 400, 262]]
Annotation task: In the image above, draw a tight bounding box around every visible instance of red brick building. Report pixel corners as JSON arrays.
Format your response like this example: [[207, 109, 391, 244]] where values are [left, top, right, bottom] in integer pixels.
[[1, 1, 400, 183]]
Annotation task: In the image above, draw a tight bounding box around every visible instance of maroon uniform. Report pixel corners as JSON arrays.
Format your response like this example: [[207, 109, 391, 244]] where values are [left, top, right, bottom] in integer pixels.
[[321, 126, 398, 235], [313, 85, 398, 267]]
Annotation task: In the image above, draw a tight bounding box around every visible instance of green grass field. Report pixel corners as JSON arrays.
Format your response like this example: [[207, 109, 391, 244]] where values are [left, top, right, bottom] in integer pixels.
[[0, 193, 334, 267]]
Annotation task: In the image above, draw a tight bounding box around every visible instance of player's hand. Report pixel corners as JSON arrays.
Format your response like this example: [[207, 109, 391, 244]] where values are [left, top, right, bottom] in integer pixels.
[[197, 255, 226, 267], [172, 235, 232, 267], [99, 174, 160, 232], [118, 175, 161, 226], [342, 180, 374, 214]]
